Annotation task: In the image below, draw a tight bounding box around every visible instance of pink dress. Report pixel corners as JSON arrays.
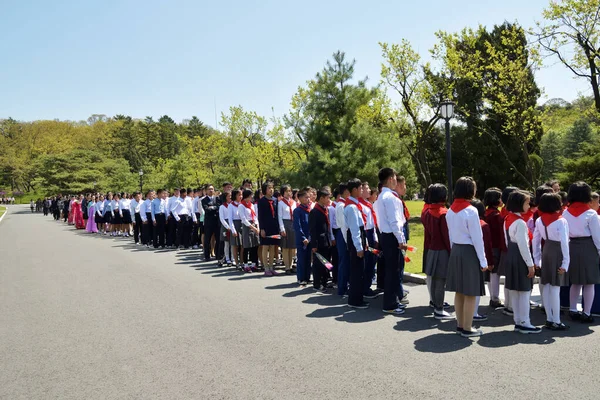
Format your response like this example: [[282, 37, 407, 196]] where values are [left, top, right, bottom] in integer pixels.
[[86, 204, 98, 233], [73, 201, 85, 229]]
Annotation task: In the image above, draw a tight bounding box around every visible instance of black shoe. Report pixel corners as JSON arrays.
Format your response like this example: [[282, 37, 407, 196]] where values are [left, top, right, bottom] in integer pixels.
[[456, 327, 464, 335], [364, 290, 380, 299], [545, 321, 570, 331], [399, 295, 409, 305], [580, 312, 594, 323], [570, 311, 582, 321], [489, 299, 504, 309], [517, 325, 542, 334], [348, 302, 369, 309], [461, 329, 483, 338]]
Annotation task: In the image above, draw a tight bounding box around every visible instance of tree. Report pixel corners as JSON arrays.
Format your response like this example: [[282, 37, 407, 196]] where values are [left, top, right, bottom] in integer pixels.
[[540, 130, 563, 181], [559, 136, 600, 188], [563, 117, 592, 156], [535, 0, 600, 114]]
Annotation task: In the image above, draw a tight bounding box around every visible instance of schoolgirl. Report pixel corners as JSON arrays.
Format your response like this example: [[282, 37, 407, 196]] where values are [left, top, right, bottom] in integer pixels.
[[471, 199, 494, 322], [228, 189, 243, 268], [278, 184, 297, 274], [95, 194, 105, 234], [218, 192, 232, 266], [422, 184, 453, 320], [483, 187, 505, 309], [293, 189, 312, 286], [504, 190, 541, 334], [445, 177, 489, 338], [240, 189, 260, 272], [112, 192, 122, 236], [563, 182, 600, 323], [421, 185, 433, 303], [498, 186, 518, 316], [532, 192, 570, 330], [121, 192, 132, 237], [103, 192, 114, 235]]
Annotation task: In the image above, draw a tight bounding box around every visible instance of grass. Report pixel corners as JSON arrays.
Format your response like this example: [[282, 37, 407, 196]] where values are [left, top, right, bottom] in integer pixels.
[[403, 200, 425, 275], [0, 206, 5, 219]]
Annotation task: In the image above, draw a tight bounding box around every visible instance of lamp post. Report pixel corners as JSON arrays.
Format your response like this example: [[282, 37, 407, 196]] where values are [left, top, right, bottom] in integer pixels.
[[139, 169, 144, 193], [440, 100, 455, 202]]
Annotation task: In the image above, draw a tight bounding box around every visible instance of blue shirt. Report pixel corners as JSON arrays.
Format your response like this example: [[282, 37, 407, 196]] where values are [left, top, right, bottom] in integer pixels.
[[103, 199, 113, 216], [292, 205, 311, 247], [344, 196, 364, 251], [151, 198, 165, 222]]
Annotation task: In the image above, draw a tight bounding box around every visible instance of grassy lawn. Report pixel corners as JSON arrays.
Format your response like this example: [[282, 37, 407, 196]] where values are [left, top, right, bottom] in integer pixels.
[[0, 206, 5, 219], [404, 200, 425, 274]]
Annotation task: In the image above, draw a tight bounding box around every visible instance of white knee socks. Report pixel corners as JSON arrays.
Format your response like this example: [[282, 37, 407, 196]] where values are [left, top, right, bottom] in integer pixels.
[[583, 284, 595, 315], [570, 284, 583, 312], [488, 273, 500, 301], [543, 284, 561, 323], [510, 290, 532, 327]]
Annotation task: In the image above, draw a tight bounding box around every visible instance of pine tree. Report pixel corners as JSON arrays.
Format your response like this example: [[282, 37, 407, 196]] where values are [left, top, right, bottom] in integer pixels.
[[563, 118, 592, 157]]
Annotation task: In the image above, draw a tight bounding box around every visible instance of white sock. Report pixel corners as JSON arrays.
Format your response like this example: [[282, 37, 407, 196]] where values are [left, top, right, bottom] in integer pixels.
[[583, 284, 595, 315], [504, 287, 511, 310], [490, 273, 500, 300], [426, 276, 432, 303], [474, 296, 481, 317]]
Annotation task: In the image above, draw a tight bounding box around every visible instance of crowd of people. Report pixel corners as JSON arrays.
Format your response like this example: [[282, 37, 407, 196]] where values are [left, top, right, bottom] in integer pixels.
[[1, 197, 15, 205], [38, 170, 600, 338]]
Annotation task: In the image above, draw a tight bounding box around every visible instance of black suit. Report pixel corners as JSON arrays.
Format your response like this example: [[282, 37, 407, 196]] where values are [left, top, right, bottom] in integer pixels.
[[202, 196, 220, 260], [309, 205, 332, 289]]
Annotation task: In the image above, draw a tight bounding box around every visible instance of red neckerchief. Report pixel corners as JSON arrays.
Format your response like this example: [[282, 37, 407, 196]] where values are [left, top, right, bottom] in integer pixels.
[[421, 203, 431, 218], [297, 203, 310, 214], [450, 199, 471, 213], [315, 203, 330, 228], [539, 211, 562, 227], [266, 198, 275, 218], [241, 200, 256, 220], [567, 202, 591, 217], [358, 197, 377, 227], [500, 207, 509, 219], [282, 197, 294, 221], [232, 201, 240, 207], [428, 203, 448, 218], [391, 191, 410, 220], [223, 202, 229, 208], [345, 197, 367, 226], [522, 209, 533, 221], [505, 212, 524, 230], [485, 206, 499, 218]]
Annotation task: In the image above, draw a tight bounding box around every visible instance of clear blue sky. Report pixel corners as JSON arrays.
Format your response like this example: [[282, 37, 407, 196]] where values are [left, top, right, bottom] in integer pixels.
[[0, 0, 590, 126]]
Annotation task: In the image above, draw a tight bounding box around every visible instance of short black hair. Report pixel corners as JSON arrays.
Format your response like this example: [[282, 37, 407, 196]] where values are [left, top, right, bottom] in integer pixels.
[[254, 189, 261, 200], [180, 188, 187, 194], [205, 184, 214, 189], [347, 178, 362, 193], [222, 182, 231, 188], [261, 181, 274, 195], [297, 189, 308, 198], [534, 185, 554, 206], [558, 191, 568, 206], [546, 180, 559, 187], [338, 182, 349, 196], [568, 181, 592, 204], [242, 178, 252, 185], [186, 187, 192, 194], [429, 183, 448, 204], [483, 187, 502, 208], [242, 189, 253, 200], [470, 199, 485, 219], [332, 188, 339, 199], [506, 190, 530, 213], [316, 187, 331, 200], [378, 167, 397, 184], [173, 188, 180, 192], [220, 192, 230, 203], [156, 189, 163, 195], [453, 176, 476, 200], [592, 192, 599, 201], [538, 193, 562, 214], [502, 187, 518, 205], [231, 189, 241, 200], [280, 184, 291, 195], [423, 185, 433, 205]]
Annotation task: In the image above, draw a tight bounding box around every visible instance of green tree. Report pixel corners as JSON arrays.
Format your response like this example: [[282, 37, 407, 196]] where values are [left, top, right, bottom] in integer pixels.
[[563, 118, 592, 156], [540, 130, 563, 181]]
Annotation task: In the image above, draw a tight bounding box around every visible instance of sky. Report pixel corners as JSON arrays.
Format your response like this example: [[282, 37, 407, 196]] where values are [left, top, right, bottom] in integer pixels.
[[0, 0, 590, 126]]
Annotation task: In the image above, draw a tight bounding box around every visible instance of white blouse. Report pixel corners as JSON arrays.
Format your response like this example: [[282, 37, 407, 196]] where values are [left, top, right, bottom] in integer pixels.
[[504, 216, 534, 267], [277, 199, 296, 232], [240, 204, 259, 229], [563, 209, 600, 256], [229, 203, 241, 235], [446, 206, 488, 269], [532, 218, 570, 271], [219, 205, 231, 230]]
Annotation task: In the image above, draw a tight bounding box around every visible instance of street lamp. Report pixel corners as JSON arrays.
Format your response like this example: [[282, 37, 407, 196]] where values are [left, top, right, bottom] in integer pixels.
[[139, 169, 144, 193], [440, 100, 455, 202]]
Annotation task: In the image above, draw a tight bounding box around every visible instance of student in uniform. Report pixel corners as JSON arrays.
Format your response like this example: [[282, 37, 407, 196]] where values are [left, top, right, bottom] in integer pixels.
[[218, 191, 232, 266], [112, 193, 122, 236], [151, 189, 167, 249], [258, 181, 279, 276], [533, 192, 570, 330], [95, 194, 105, 234], [185, 188, 198, 251], [335, 183, 350, 296], [240, 189, 260, 272], [229, 189, 243, 268], [445, 177, 489, 338], [202, 185, 220, 261], [528, 185, 554, 309], [328, 188, 340, 284], [503, 190, 541, 334], [278, 184, 297, 274], [103, 193, 113, 234], [175, 189, 193, 250], [293, 189, 311, 285], [471, 199, 493, 322], [166, 188, 180, 248], [140, 190, 154, 247], [395, 176, 411, 305], [345, 178, 371, 310], [483, 187, 505, 309], [309, 187, 334, 292], [192, 188, 204, 250], [359, 181, 379, 299], [423, 184, 453, 320], [563, 181, 600, 323], [421, 185, 433, 301], [497, 186, 518, 316], [120, 193, 132, 237], [130, 192, 142, 244]]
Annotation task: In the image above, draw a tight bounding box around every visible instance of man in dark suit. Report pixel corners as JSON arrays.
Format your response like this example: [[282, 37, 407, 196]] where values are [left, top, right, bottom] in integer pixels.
[[202, 184, 220, 261], [309, 187, 335, 291]]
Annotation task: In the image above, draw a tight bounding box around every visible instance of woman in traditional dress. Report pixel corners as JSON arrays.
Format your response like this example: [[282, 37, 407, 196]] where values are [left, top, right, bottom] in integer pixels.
[[86, 195, 99, 233], [73, 195, 85, 229]]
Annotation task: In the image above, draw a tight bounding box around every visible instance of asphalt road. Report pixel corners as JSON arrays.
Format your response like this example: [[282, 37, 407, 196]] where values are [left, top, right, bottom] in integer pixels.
[[1, 205, 599, 400]]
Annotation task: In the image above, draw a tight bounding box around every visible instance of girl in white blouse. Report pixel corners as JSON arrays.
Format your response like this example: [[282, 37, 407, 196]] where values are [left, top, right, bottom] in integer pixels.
[[563, 182, 600, 323], [504, 191, 541, 334], [278, 184, 297, 273], [218, 192, 232, 266], [532, 193, 570, 330], [229, 189, 243, 268]]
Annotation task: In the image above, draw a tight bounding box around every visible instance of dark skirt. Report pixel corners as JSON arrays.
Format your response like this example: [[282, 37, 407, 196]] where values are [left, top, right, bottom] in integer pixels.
[[541, 239, 568, 286], [504, 241, 533, 291], [424, 249, 449, 279], [112, 211, 122, 224], [568, 237, 600, 285], [104, 212, 113, 224], [242, 224, 260, 249], [121, 210, 132, 224], [231, 220, 243, 247], [281, 219, 296, 249], [220, 223, 230, 243], [95, 214, 104, 224], [446, 244, 485, 296], [484, 248, 502, 281], [497, 250, 508, 276]]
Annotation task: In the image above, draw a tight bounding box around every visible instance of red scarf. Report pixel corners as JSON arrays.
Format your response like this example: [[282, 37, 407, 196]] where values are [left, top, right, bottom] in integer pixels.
[[485, 207, 499, 218], [391, 191, 410, 220], [241, 200, 256, 220], [500, 207, 509, 219], [223, 202, 229, 208], [282, 197, 294, 221], [539, 211, 562, 227], [297, 203, 310, 214], [266, 198, 275, 218], [358, 197, 377, 228], [522, 209, 533, 221], [450, 199, 471, 213], [428, 203, 448, 218], [567, 202, 591, 217], [232, 201, 239, 207], [505, 212, 524, 230], [345, 197, 367, 226], [315, 203, 330, 228]]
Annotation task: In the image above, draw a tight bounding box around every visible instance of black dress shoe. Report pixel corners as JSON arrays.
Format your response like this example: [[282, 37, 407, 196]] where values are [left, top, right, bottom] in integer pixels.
[[570, 311, 582, 321], [580, 312, 594, 323]]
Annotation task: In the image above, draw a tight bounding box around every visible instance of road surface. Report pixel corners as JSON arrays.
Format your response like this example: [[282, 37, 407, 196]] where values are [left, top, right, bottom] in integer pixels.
[[0, 205, 598, 399]]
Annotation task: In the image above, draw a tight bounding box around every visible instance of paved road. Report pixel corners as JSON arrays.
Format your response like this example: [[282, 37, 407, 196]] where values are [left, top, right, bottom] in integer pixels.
[[1, 205, 599, 399]]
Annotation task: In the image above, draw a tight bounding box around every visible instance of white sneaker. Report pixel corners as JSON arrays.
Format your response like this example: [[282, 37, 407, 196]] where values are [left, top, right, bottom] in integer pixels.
[[433, 310, 455, 320], [192, 245, 199, 249]]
